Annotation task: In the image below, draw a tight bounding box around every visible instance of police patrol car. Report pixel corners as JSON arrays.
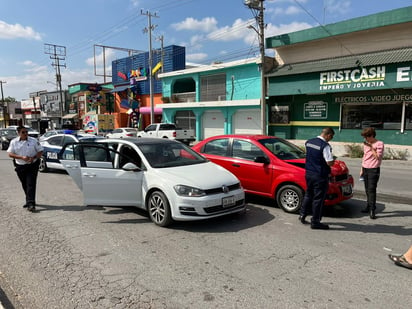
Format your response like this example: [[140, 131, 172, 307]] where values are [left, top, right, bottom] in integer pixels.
[[39, 133, 104, 172]]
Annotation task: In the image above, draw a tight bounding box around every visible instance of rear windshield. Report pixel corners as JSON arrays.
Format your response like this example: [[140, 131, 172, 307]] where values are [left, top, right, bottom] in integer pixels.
[[137, 142, 206, 168]]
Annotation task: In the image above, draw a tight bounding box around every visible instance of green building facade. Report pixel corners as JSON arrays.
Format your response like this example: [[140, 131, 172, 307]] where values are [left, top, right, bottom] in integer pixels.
[[265, 6, 412, 145]]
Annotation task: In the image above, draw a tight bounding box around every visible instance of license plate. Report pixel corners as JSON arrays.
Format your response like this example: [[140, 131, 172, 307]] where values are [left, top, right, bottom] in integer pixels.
[[342, 184, 352, 196], [222, 196, 235, 208], [46, 152, 58, 159]]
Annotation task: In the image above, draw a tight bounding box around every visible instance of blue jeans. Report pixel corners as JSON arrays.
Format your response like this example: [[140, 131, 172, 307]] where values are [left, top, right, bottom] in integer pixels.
[[363, 167, 380, 211], [300, 172, 329, 224]]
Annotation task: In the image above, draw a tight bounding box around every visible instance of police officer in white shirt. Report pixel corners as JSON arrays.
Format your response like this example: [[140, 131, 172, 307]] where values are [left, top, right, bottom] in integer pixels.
[[7, 126, 43, 212]]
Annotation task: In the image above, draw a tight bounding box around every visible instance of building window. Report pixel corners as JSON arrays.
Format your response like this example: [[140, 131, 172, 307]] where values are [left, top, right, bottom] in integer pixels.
[[200, 73, 226, 101], [270, 105, 289, 124], [341, 103, 402, 129]]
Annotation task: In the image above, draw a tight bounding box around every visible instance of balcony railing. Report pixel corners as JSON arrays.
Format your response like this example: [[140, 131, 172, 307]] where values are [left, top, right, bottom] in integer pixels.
[[170, 92, 196, 103]]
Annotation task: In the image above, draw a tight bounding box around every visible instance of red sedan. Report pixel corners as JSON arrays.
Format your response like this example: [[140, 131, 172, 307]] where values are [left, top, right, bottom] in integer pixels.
[[192, 135, 354, 213]]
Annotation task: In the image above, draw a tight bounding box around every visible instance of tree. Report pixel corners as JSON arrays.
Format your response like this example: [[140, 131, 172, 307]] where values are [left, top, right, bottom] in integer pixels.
[[4, 96, 16, 103]]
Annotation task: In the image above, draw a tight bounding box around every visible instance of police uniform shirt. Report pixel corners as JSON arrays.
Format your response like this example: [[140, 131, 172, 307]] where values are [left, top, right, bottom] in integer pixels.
[[7, 136, 44, 165]]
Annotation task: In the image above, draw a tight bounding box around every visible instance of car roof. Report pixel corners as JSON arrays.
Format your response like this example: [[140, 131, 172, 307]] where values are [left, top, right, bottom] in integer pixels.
[[78, 135, 105, 141], [202, 134, 274, 141], [42, 133, 100, 140], [104, 137, 179, 145]]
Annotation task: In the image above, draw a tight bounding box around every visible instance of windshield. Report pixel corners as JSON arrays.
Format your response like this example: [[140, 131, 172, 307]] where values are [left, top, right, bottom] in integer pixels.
[[137, 142, 207, 168], [258, 137, 306, 160]]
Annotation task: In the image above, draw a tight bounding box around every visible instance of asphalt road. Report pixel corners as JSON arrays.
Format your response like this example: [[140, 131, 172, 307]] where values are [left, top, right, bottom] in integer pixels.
[[0, 151, 411, 308]]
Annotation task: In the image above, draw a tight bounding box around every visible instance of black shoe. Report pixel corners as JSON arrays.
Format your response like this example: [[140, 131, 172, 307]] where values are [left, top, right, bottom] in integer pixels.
[[27, 203, 36, 212], [23, 204, 28, 208], [361, 207, 370, 213], [298, 215, 308, 224], [388, 254, 403, 263], [311, 222, 329, 230], [370, 210, 376, 219]]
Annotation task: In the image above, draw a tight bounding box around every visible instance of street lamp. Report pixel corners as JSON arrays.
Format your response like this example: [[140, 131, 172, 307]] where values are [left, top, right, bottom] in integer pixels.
[[245, 0, 266, 135]]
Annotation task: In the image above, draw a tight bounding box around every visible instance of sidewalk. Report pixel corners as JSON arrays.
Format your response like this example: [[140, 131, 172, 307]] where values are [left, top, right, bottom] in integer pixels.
[[339, 157, 412, 205], [292, 140, 412, 160]]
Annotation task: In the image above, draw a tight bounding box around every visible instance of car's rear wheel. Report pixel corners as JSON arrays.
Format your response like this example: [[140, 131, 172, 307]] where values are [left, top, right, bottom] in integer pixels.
[[1, 142, 7, 150], [276, 184, 303, 213], [38, 156, 48, 173], [148, 190, 172, 227]]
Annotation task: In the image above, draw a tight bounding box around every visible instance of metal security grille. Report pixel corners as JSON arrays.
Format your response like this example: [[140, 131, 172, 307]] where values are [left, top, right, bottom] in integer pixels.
[[174, 110, 196, 130], [200, 73, 226, 102]]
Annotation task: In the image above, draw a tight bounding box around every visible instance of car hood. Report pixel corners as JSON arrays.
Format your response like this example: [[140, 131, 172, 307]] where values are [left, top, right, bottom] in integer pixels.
[[283, 158, 349, 175], [330, 159, 349, 175], [153, 161, 240, 189]]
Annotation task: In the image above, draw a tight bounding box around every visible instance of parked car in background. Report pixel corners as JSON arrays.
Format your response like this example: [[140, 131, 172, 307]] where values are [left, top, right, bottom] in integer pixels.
[[7, 125, 40, 139], [39, 133, 104, 172], [0, 128, 18, 150], [105, 127, 138, 138], [59, 138, 245, 227], [192, 135, 354, 213], [137, 123, 195, 145]]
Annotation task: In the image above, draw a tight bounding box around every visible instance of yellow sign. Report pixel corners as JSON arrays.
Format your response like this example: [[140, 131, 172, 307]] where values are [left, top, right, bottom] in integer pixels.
[[152, 61, 162, 74]]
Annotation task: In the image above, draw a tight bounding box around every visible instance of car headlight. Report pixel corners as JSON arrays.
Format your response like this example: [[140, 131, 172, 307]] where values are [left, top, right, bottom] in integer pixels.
[[174, 185, 206, 197]]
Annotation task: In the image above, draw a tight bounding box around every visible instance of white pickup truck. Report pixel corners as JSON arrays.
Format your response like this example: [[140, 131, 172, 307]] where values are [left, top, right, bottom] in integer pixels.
[[137, 123, 196, 145]]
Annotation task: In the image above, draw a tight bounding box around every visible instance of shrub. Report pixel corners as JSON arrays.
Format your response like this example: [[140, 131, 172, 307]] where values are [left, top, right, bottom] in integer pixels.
[[383, 148, 409, 160], [345, 143, 363, 158], [345, 143, 409, 160]]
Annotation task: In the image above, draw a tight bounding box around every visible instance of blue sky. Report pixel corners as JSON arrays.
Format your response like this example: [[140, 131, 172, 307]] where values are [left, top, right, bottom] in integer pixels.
[[0, 0, 411, 101]]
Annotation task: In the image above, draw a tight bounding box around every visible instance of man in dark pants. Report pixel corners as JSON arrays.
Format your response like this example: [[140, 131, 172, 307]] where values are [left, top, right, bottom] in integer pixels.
[[7, 126, 43, 212], [299, 127, 335, 230]]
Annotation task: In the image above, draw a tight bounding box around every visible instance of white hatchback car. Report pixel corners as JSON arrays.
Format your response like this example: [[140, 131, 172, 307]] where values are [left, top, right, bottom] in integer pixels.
[[105, 127, 138, 138], [59, 138, 245, 227]]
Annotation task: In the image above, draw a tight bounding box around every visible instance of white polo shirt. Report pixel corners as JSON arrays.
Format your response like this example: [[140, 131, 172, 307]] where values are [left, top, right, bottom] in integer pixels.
[[7, 136, 44, 165]]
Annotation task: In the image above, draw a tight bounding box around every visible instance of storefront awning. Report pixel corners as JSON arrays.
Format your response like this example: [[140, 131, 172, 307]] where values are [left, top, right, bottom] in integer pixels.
[[266, 47, 412, 77], [139, 107, 163, 114], [110, 85, 130, 93], [62, 114, 78, 119]]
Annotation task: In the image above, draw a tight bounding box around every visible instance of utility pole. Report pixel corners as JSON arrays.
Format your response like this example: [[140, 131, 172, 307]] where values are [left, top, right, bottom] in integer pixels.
[[29, 90, 47, 131], [141, 10, 159, 124], [245, 0, 266, 135], [0, 80, 6, 128], [44, 43, 66, 127], [156, 35, 165, 73]]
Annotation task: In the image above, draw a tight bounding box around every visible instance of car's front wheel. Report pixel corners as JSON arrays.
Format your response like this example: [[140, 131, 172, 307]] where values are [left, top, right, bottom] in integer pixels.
[[276, 184, 303, 213], [38, 156, 48, 173], [148, 190, 172, 227]]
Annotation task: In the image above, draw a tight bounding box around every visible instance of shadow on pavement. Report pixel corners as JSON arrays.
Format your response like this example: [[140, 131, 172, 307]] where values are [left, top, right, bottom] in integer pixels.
[[326, 221, 412, 236]]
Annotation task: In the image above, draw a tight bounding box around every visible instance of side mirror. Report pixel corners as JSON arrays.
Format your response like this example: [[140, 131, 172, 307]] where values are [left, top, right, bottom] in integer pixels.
[[122, 162, 141, 171], [254, 156, 269, 164]]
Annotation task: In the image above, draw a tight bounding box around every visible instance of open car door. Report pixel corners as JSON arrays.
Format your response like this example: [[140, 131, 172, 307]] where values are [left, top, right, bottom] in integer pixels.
[[59, 143, 83, 190], [59, 142, 144, 207]]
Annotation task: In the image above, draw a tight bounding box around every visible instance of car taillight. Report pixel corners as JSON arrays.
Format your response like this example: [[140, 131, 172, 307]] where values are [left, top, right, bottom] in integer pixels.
[[126, 133, 133, 136], [173, 132, 176, 137]]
